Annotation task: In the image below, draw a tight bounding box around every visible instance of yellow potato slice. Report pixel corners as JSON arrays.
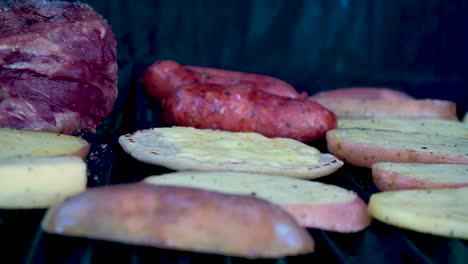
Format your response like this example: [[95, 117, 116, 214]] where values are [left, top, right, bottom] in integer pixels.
[[0, 156, 87, 209], [144, 171, 371, 232], [119, 126, 343, 179], [0, 128, 89, 159], [338, 119, 468, 139], [327, 128, 468, 167], [368, 188, 468, 239]]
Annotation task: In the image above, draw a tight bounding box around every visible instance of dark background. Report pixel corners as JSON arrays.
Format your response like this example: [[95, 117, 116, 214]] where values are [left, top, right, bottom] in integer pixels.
[[71, 0, 467, 113]]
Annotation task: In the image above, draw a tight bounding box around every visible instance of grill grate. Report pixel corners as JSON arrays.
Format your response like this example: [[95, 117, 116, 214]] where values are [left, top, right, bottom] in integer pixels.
[[1, 62, 467, 264]]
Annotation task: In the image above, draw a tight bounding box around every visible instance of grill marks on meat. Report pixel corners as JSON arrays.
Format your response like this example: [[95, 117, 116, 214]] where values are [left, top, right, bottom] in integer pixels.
[[0, 1, 117, 133]]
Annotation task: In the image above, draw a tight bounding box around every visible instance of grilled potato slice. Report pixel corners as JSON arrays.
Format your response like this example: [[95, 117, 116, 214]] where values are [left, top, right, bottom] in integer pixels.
[[327, 128, 468, 167], [372, 162, 468, 191], [42, 184, 314, 258], [0, 156, 87, 209], [144, 171, 371, 232], [338, 119, 468, 139], [0, 128, 89, 159], [368, 187, 468, 240], [119, 127, 343, 179]]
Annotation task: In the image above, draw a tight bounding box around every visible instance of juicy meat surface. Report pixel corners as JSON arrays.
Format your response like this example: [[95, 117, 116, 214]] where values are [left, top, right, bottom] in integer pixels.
[[0, 0, 117, 133]]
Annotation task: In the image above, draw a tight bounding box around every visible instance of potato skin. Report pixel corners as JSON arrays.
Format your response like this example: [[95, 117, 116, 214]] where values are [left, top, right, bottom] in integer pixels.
[[372, 164, 468, 191], [310, 98, 458, 120], [283, 196, 371, 232], [311, 87, 413, 101], [326, 130, 468, 168], [162, 84, 337, 143], [41, 184, 314, 258], [142, 60, 303, 101]]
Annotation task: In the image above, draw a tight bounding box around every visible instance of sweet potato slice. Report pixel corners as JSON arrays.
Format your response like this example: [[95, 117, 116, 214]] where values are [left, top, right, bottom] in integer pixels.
[[338, 119, 468, 139], [0, 128, 90, 159], [309, 98, 458, 120], [144, 171, 371, 232], [311, 87, 413, 101], [326, 128, 468, 168], [42, 184, 314, 258], [368, 187, 468, 240], [372, 162, 468, 191]]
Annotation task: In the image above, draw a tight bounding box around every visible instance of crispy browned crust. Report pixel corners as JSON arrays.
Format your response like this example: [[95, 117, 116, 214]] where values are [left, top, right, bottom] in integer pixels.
[[41, 184, 314, 258]]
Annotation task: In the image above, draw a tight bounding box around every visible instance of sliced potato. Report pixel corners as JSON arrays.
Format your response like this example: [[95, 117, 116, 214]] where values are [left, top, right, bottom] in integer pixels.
[[144, 171, 371, 232], [327, 128, 468, 168], [0, 128, 90, 159], [372, 162, 468, 191], [311, 87, 413, 101], [368, 187, 468, 240], [338, 119, 468, 139], [309, 98, 458, 120], [119, 127, 343, 179], [0, 156, 87, 209], [42, 184, 314, 258]]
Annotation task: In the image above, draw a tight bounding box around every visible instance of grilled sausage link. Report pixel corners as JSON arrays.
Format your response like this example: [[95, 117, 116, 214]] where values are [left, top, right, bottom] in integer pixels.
[[142, 60, 305, 101], [162, 84, 336, 143]]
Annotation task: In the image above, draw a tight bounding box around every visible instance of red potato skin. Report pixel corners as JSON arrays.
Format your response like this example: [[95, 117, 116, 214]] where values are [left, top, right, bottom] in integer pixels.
[[310, 87, 413, 101], [309, 98, 458, 120], [283, 196, 371, 232], [142, 60, 304, 101], [326, 132, 468, 168], [371, 165, 468, 191], [42, 184, 314, 258], [162, 84, 337, 143]]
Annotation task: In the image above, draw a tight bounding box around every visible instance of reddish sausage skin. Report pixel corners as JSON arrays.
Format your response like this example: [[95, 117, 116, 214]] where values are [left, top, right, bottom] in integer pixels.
[[142, 60, 197, 101], [186, 65, 305, 99], [142, 60, 304, 101], [162, 84, 337, 143]]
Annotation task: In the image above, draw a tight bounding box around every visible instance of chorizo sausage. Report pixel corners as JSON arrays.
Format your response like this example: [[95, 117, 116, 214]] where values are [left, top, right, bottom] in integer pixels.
[[142, 60, 305, 101], [162, 84, 336, 143]]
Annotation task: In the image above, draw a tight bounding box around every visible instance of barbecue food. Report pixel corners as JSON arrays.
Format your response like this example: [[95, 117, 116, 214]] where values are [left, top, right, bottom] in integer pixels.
[[309, 98, 458, 120], [368, 187, 468, 240], [162, 84, 336, 143], [142, 60, 303, 101], [372, 162, 468, 191], [0, 0, 118, 134], [0, 156, 86, 209], [338, 119, 468, 138], [144, 171, 371, 232], [326, 128, 468, 168], [42, 184, 315, 258], [119, 126, 343, 179], [0, 127, 89, 159], [142, 60, 335, 143], [310, 87, 413, 100]]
